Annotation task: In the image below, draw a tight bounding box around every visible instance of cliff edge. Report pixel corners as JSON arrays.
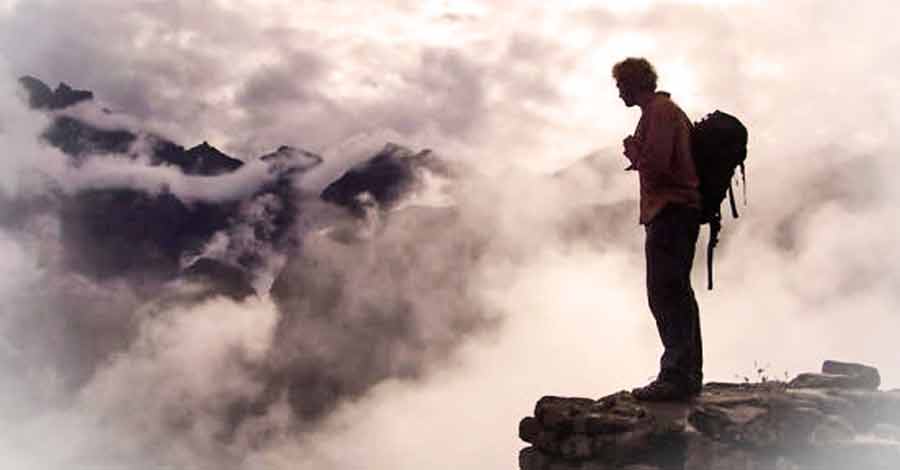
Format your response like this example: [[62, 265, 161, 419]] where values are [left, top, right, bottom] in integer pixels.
[[519, 361, 899, 470]]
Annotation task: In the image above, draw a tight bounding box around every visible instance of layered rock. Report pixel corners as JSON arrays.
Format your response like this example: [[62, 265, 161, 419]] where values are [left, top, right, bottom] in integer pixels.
[[519, 361, 900, 470]]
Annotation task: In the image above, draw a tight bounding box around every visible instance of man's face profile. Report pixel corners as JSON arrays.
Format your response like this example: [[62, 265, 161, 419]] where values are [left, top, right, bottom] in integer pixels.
[[616, 81, 637, 107]]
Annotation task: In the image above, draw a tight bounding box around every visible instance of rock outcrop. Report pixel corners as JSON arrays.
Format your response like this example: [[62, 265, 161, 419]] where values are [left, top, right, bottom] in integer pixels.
[[519, 361, 900, 470]]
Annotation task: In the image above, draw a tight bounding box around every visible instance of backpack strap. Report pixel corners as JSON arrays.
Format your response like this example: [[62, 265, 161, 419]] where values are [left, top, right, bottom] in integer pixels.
[[707, 216, 721, 290], [728, 182, 739, 219], [739, 162, 747, 206]]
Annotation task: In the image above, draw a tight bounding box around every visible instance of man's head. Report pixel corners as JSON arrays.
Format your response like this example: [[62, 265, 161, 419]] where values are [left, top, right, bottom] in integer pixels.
[[612, 57, 658, 107]]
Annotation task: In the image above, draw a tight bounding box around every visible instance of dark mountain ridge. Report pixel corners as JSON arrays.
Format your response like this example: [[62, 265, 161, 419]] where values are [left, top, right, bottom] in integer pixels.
[[19, 75, 94, 110], [5, 74, 660, 458], [17, 76, 308, 283], [321, 142, 440, 214], [11, 76, 487, 433]]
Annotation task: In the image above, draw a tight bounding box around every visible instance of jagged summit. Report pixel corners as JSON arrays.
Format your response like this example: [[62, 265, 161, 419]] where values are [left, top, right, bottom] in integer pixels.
[[19, 75, 94, 110], [320, 142, 442, 214], [518, 361, 900, 470], [259, 145, 324, 176], [15, 75, 447, 285], [183, 141, 244, 176], [18, 76, 446, 209], [18, 76, 242, 175]]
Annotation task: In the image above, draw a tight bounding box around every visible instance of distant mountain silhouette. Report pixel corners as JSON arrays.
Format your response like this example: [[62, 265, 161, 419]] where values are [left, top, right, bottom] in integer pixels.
[[59, 187, 237, 280], [260, 145, 324, 175], [42, 115, 137, 157], [16, 75, 457, 289], [321, 143, 446, 214], [146, 137, 245, 176], [19, 75, 94, 110], [22, 76, 245, 175], [9, 75, 611, 439], [183, 141, 244, 175], [17, 76, 316, 282]]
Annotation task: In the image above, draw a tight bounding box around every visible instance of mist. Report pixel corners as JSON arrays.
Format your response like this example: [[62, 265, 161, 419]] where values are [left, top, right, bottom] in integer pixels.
[[1, 0, 900, 469]]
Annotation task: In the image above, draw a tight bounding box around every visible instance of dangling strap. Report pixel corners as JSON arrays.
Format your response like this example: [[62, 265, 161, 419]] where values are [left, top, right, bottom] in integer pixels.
[[728, 182, 739, 219], [707, 217, 721, 290], [739, 162, 747, 206]]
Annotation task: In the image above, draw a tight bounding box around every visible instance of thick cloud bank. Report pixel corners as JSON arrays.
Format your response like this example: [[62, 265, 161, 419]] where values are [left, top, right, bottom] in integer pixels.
[[0, 60, 506, 468], [2, 1, 900, 469]]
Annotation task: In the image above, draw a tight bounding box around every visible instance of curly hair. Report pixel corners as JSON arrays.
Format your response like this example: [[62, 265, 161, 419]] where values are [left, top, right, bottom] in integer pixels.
[[612, 57, 658, 93]]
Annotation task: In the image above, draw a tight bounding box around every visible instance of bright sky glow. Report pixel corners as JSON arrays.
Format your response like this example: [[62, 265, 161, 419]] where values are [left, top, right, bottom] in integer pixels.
[[588, 0, 758, 14], [0, 0, 18, 13], [656, 58, 700, 110]]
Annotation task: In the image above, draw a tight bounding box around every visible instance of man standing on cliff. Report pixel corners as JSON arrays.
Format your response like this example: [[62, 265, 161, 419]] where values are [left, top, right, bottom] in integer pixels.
[[613, 57, 703, 401]]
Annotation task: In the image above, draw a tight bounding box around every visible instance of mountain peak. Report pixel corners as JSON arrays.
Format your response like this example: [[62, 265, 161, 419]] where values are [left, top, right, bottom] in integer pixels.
[[184, 141, 244, 176], [259, 145, 323, 175], [19, 75, 94, 110]]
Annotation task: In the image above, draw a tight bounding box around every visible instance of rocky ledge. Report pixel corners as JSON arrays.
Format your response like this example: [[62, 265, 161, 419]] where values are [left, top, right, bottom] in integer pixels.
[[518, 361, 900, 470]]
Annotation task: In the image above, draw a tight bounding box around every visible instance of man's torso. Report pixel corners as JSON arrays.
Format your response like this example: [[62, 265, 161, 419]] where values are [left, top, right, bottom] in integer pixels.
[[633, 92, 701, 224]]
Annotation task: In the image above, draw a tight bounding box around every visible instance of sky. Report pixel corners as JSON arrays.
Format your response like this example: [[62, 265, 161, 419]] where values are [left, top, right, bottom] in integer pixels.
[[2, 0, 900, 469]]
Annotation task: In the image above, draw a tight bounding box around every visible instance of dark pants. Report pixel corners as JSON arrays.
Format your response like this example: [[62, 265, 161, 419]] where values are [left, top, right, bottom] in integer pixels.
[[645, 205, 702, 388]]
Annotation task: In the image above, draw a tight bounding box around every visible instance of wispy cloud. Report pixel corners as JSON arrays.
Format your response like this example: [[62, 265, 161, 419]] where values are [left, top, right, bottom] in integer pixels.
[[2, 1, 900, 469]]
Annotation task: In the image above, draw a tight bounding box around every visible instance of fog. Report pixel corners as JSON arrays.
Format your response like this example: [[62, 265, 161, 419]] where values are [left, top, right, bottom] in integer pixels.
[[1, 0, 899, 469]]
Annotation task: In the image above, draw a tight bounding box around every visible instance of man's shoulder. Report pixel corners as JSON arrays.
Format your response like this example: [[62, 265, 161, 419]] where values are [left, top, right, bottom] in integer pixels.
[[651, 92, 691, 122], [651, 91, 678, 109]]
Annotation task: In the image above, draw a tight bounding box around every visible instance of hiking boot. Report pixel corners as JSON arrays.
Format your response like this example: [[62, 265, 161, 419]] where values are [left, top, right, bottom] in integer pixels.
[[686, 380, 704, 396], [631, 379, 696, 402]]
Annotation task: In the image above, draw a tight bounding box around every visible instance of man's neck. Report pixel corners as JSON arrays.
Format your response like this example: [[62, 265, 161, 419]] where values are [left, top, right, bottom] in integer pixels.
[[635, 91, 656, 111]]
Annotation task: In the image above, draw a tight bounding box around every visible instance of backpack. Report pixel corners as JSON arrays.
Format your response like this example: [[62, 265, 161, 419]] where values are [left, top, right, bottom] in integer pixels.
[[691, 110, 748, 290]]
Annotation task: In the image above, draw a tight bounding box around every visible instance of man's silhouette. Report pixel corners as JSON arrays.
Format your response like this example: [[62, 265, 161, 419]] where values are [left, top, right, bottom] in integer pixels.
[[613, 57, 703, 401]]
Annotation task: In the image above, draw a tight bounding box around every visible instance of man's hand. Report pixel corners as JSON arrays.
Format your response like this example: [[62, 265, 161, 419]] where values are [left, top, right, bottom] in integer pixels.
[[623, 135, 640, 170]]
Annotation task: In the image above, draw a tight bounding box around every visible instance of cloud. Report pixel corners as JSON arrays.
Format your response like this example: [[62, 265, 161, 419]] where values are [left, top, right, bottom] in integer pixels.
[[2, 0, 900, 469], [0, 0, 585, 163]]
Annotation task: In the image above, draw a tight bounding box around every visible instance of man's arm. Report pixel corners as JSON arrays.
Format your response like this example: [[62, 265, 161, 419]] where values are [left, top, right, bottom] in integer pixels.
[[623, 135, 639, 170], [635, 102, 678, 181]]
